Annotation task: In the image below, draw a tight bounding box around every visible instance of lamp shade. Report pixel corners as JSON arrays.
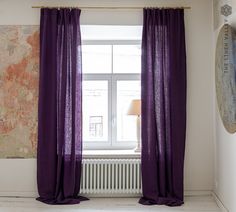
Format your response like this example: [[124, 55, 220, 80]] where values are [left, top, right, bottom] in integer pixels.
[[127, 99, 141, 115]]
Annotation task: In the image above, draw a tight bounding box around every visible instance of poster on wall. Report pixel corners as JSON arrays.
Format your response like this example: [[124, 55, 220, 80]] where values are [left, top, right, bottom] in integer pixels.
[[215, 24, 236, 133], [0, 26, 39, 158]]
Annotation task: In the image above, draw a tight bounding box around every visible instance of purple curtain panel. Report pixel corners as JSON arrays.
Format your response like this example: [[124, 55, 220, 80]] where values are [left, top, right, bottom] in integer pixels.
[[139, 8, 187, 206], [37, 8, 88, 204]]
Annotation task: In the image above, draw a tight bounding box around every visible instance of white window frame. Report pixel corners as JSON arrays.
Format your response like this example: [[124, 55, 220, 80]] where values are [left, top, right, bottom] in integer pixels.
[[82, 40, 141, 150]]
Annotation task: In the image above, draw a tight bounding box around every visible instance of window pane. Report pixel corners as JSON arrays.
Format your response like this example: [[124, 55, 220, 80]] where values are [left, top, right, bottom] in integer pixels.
[[113, 45, 141, 73], [82, 45, 112, 73], [117, 81, 141, 141], [83, 81, 108, 141]]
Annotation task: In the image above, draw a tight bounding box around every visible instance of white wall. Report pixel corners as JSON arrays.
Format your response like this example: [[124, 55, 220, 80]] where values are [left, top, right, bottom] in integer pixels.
[[213, 1, 236, 212], [0, 0, 214, 197]]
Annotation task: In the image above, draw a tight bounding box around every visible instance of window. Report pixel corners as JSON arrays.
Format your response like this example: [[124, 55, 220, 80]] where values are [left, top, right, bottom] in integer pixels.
[[82, 44, 141, 149]]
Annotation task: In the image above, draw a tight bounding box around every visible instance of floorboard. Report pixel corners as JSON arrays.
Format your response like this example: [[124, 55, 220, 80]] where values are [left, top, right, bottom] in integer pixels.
[[0, 195, 221, 212]]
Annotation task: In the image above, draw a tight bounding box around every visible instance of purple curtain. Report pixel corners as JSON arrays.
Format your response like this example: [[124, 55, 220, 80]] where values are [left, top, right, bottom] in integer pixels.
[[139, 9, 187, 206], [37, 8, 88, 204]]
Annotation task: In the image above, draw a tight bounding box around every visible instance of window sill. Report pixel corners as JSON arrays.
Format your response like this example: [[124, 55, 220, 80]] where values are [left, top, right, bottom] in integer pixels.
[[83, 150, 141, 159]]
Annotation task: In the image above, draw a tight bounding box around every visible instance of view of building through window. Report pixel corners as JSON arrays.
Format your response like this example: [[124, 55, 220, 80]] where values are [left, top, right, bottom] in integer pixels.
[[89, 116, 103, 138], [82, 80, 108, 141]]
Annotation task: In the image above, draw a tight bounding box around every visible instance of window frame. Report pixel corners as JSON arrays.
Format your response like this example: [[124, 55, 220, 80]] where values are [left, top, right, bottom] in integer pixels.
[[82, 40, 141, 150]]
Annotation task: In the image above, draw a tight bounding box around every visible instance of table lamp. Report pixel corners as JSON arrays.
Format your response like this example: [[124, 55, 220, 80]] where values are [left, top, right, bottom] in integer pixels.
[[127, 99, 141, 152]]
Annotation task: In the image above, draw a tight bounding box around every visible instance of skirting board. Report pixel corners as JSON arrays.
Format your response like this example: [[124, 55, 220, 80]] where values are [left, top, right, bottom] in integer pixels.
[[212, 192, 229, 212], [185, 190, 212, 196], [0, 191, 37, 198], [0, 190, 212, 198]]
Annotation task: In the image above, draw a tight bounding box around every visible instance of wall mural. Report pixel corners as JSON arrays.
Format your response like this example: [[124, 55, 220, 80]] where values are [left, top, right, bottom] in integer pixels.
[[0, 26, 39, 158], [215, 24, 236, 133]]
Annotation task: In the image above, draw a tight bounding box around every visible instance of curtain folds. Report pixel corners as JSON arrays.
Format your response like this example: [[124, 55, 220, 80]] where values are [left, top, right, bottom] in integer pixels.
[[139, 8, 187, 206], [37, 8, 88, 205]]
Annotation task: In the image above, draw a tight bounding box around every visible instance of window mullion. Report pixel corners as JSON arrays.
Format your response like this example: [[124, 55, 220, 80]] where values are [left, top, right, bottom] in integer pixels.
[[108, 76, 112, 148], [109, 45, 114, 147], [111, 45, 117, 147], [111, 77, 117, 147]]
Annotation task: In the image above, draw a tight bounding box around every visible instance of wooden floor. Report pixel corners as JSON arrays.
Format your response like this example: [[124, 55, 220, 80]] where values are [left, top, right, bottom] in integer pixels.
[[0, 196, 221, 212]]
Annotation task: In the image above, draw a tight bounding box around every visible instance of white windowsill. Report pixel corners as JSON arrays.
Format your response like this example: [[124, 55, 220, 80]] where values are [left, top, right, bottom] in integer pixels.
[[83, 150, 141, 159]]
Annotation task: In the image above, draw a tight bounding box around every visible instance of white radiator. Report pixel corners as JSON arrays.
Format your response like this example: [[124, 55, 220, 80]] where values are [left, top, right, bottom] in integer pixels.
[[80, 159, 142, 197]]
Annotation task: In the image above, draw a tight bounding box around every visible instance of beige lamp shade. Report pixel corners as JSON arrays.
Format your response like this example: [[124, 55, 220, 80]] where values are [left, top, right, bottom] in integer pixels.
[[127, 99, 141, 116]]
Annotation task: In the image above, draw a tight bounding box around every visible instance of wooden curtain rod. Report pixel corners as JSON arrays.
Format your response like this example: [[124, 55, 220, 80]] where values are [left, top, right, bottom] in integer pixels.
[[32, 6, 191, 10]]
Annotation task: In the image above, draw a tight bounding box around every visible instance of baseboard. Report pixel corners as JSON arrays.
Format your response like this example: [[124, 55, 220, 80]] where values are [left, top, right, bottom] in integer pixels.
[[184, 190, 212, 196], [0, 190, 211, 198], [0, 191, 37, 198], [212, 191, 229, 212]]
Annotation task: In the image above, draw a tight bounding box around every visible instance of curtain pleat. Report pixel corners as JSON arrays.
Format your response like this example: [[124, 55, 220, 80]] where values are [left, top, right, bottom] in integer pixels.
[[139, 8, 187, 207], [37, 8, 88, 205]]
